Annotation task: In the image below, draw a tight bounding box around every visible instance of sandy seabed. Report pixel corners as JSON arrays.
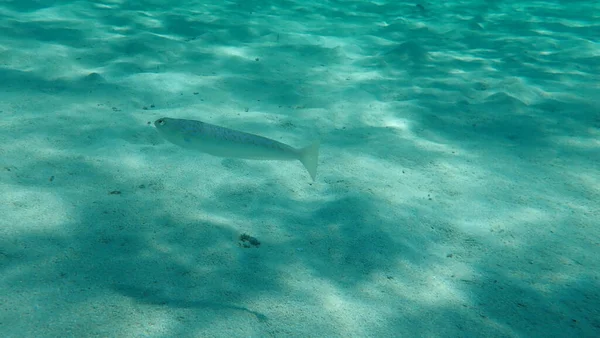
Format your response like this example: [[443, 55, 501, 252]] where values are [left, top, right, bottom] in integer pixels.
[[1, 1, 599, 337]]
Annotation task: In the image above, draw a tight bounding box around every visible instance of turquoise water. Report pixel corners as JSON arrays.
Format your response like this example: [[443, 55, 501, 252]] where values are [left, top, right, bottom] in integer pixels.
[[1, 1, 599, 337]]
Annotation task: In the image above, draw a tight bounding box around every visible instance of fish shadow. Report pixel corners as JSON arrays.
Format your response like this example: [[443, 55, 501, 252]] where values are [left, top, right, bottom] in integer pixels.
[[111, 284, 268, 322]]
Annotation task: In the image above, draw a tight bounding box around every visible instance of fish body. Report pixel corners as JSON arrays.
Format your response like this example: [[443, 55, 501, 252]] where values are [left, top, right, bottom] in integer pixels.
[[154, 117, 320, 180]]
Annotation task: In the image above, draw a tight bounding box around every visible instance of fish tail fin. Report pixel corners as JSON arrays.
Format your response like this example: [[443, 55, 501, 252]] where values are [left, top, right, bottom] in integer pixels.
[[299, 140, 320, 181]]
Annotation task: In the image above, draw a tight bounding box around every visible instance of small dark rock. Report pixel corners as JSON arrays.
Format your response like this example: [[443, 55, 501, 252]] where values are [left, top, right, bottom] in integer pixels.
[[239, 233, 260, 248]]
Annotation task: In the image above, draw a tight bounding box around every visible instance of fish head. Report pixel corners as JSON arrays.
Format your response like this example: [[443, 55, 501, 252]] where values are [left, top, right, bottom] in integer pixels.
[[154, 117, 190, 146]]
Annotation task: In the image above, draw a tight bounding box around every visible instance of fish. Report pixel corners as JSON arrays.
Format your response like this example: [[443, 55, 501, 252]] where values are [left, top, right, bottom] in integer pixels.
[[154, 117, 320, 181]]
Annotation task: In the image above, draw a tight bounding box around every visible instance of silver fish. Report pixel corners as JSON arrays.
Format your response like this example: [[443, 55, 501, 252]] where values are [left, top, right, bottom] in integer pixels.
[[154, 117, 320, 181]]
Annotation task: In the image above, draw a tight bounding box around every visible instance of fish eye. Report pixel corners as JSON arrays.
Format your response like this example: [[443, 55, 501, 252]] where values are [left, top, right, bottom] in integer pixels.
[[157, 119, 165, 126]]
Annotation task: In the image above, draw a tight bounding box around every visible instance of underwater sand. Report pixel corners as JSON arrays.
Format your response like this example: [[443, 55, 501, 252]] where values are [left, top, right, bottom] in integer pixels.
[[1, 1, 599, 337]]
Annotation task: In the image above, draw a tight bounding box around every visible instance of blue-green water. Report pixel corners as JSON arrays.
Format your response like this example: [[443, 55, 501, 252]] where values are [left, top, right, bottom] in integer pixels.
[[1, 1, 598, 337]]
